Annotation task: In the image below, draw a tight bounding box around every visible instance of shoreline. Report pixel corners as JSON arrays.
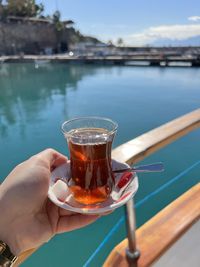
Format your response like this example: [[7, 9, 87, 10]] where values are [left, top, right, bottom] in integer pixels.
[[0, 54, 199, 67]]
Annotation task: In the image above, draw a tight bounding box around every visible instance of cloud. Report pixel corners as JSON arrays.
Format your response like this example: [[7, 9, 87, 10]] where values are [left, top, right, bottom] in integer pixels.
[[188, 16, 200, 22], [124, 24, 200, 45]]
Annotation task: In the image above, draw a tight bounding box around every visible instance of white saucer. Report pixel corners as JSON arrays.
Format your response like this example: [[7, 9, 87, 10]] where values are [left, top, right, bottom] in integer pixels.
[[48, 160, 138, 214]]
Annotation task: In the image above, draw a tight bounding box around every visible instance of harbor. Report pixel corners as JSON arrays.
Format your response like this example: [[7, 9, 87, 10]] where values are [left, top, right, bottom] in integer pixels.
[[1, 49, 200, 67]]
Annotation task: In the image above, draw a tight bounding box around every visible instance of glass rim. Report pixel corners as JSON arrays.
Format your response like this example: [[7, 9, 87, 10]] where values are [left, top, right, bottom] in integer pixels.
[[61, 116, 118, 137]]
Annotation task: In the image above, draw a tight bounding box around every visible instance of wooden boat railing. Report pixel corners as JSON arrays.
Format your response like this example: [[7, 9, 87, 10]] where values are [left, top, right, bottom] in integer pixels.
[[105, 108, 200, 267], [16, 109, 200, 267], [104, 182, 200, 267]]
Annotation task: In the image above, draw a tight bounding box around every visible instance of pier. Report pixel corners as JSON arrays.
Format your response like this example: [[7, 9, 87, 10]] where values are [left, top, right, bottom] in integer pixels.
[[1, 54, 200, 67]]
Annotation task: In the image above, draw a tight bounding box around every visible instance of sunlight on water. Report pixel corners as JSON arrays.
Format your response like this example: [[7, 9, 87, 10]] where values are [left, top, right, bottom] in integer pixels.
[[0, 63, 200, 266]]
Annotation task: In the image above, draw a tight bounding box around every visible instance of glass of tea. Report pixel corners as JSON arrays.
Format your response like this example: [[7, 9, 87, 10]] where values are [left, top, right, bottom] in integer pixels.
[[61, 117, 118, 205]]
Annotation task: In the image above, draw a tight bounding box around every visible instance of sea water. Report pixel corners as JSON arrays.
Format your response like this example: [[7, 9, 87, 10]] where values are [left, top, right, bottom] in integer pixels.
[[0, 63, 200, 266]]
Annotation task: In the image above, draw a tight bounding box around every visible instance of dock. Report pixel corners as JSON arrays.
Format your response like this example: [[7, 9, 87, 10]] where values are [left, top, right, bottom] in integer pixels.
[[1, 54, 200, 67]]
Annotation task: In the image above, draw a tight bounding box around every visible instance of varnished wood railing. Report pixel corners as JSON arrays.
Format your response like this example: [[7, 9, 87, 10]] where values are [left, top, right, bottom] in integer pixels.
[[107, 108, 200, 267], [103, 183, 200, 267], [15, 108, 200, 266], [112, 108, 200, 165]]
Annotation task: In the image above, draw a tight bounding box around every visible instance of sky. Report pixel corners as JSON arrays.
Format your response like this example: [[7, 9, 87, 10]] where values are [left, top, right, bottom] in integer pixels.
[[38, 0, 200, 46]]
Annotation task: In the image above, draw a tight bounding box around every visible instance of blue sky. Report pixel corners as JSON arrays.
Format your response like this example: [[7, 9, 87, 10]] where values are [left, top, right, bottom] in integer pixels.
[[39, 0, 200, 45]]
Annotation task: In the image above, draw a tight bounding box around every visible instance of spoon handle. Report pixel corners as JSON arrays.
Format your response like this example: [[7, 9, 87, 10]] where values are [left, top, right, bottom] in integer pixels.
[[113, 162, 164, 173]]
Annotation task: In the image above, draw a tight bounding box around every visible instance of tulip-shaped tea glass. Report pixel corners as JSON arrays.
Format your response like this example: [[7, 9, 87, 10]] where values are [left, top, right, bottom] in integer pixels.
[[62, 117, 118, 205]]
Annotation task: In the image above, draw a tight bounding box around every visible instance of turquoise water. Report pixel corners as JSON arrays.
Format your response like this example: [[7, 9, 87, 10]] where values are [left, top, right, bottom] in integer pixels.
[[0, 63, 200, 266]]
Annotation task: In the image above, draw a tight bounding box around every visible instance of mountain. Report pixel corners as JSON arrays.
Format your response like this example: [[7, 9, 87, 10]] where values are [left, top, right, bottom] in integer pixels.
[[152, 35, 200, 46]]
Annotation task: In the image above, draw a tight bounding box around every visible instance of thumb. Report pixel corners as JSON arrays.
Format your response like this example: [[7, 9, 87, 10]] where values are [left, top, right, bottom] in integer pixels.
[[36, 148, 68, 170]]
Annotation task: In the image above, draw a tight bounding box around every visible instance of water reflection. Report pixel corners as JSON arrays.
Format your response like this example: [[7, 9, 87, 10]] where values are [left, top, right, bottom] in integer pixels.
[[0, 63, 97, 137]]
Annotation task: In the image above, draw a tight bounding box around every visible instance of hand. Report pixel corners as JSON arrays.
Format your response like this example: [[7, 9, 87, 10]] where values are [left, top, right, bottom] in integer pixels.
[[0, 149, 99, 256]]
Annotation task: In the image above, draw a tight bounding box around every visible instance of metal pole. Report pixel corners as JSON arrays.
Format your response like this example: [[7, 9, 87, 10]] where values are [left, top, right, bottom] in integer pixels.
[[125, 198, 140, 267]]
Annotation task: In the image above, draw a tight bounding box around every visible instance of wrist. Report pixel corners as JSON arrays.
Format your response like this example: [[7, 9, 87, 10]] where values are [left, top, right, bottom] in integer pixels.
[[0, 213, 21, 256], [0, 231, 21, 257], [0, 240, 18, 266], [0, 193, 21, 256]]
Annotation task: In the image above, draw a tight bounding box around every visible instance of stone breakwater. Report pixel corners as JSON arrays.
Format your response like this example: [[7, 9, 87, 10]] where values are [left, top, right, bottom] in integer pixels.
[[0, 21, 75, 55]]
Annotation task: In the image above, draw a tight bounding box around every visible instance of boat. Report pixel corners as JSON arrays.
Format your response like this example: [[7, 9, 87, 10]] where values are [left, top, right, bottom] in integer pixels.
[[15, 108, 200, 266]]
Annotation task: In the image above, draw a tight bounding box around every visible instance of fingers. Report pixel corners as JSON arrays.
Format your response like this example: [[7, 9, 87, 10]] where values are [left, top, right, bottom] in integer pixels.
[[56, 214, 100, 233], [42, 149, 68, 167], [59, 208, 75, 216], [34, 149, 68, 169], [59, 207, 113, 217], [50, 155, 68, 171]]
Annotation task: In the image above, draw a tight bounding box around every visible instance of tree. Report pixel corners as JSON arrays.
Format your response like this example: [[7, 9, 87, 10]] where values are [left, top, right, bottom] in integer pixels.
[[0, 1, 3, 17], [117, 38, 124, 47], [52, 10, 63, 31], [35, 3, 44, 17], [6, 0, 44, 17], [52, 10, 60, 23], [107, 40, 113, 46]]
